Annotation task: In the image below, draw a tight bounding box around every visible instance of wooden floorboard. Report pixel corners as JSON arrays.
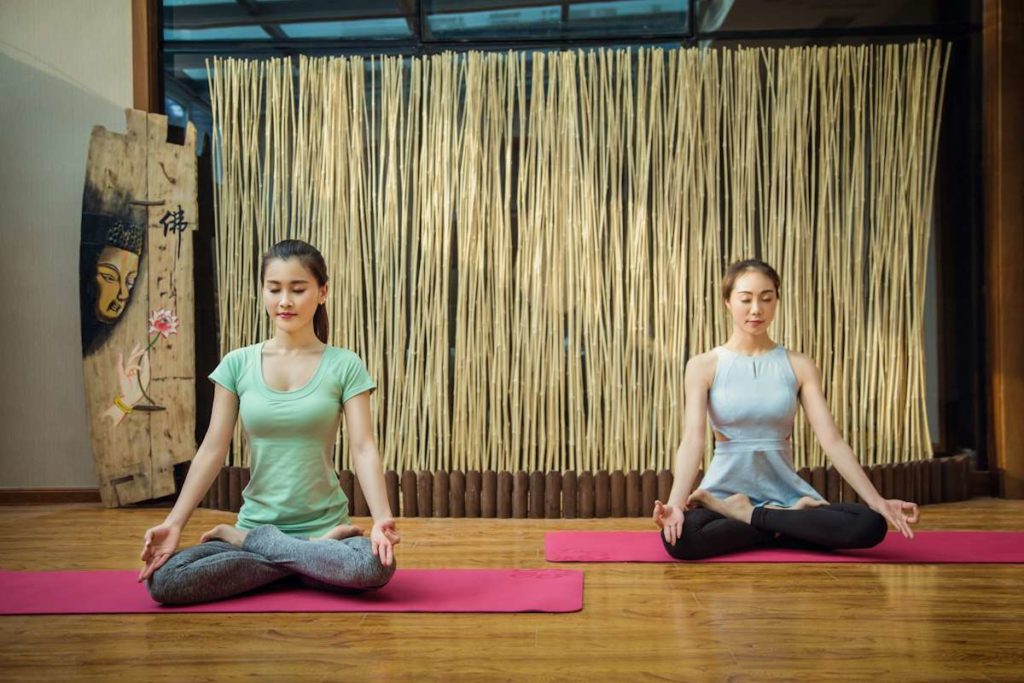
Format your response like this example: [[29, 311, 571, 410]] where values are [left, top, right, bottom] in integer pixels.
[[1, 499, 1022, 682]]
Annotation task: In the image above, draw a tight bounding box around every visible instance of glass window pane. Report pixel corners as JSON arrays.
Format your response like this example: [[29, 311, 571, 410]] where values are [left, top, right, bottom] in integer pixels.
[[164, 0, 414, 43], [423, 0, 689, 41], [164, 26, 272, 41], [696, 0, 977, 34], [279, 18, 413, 40]]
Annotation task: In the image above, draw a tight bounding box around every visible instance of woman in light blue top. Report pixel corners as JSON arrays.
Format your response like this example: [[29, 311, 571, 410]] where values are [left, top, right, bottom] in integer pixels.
[[653, 259, 919, 559], [138, 240, 399, 604]]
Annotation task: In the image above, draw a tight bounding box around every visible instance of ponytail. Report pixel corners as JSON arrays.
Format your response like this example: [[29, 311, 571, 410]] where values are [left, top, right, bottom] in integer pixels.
[[313, 303, 329, 344]]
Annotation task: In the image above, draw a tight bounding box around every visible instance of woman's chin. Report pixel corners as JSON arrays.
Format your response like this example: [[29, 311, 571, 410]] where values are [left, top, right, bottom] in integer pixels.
[[273, 318, 307, 332]]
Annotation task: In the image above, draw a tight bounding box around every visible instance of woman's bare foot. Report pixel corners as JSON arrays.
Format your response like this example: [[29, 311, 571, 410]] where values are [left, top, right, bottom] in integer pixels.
[[792, 496, 829, 510], [310, 524, 363, 542], [687, 490, 755, 524], [200, 523, 248, 548], [765, 496, 829, 511]]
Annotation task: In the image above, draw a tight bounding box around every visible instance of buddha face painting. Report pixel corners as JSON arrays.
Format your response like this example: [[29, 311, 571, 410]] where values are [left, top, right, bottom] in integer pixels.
[[94, 245, 140, 323], [80, 212, 145, 356], [91, 218, 144, 325]]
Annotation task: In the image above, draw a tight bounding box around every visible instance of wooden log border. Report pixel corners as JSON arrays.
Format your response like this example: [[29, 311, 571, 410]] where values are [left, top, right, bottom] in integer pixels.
[[202, 452, 980, 516]]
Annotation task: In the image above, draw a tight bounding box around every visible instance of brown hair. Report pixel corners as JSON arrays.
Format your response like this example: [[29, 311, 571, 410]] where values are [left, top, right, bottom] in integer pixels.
[[260, 239, 330, 344], [721, 259, 781, 300]]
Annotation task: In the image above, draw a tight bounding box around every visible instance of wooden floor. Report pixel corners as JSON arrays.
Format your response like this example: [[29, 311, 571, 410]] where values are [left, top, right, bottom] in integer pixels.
[[1, 499, 1022, 682]]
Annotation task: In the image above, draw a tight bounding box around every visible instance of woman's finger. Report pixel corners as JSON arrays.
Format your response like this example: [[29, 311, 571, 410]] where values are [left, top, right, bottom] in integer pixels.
[[902, 515, 915, 539], [906, 503, 920, 524], [138, 553, 166, 582], [138, 565, 154, 582], [153, 553, 170, 572], [894, 513, 911, 539]]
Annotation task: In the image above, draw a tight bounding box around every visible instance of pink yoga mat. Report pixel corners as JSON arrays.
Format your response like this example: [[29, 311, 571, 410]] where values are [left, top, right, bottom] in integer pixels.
[[0, 568, 582, 615], [545, 531, 1024, 563]]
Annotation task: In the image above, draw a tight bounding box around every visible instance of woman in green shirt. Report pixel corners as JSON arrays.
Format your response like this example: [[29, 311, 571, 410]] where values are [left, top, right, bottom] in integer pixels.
[[138, 240, 399, 605]]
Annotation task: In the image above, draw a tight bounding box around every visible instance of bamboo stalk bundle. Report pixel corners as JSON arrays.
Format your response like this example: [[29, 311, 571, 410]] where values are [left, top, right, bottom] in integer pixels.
[[207, 42, 947, 474]]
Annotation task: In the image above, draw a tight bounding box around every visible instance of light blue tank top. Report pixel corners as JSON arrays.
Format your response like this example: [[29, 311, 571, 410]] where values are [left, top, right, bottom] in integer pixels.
[[698, 345, 825, 508]]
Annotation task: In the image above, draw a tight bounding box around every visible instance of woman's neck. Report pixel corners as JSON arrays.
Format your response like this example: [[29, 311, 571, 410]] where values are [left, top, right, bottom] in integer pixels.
[[266, 329, 324, 352], [723, 330, 776, 356]]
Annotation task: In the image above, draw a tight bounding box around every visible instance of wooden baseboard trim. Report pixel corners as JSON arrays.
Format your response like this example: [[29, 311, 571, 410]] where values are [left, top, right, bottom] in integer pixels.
[[0, 488, 102, 505], [202, 451, 980, 517]]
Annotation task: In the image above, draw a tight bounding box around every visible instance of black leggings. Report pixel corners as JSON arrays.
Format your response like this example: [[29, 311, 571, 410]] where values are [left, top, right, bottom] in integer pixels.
[[662, 502, 888, 560]]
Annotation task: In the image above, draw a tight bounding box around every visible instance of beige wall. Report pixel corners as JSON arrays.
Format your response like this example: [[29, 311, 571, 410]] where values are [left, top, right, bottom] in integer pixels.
[[0, 0, 133, 487]]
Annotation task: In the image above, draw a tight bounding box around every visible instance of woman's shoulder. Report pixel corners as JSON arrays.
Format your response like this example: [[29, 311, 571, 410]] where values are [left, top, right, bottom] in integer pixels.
[[783, 347, 814, 367], [220, 343, 260, 364], [684, 350, 719, 380], [323, 345, 372, 376], [783, 347, 820, 381], [324, 345, 364, 363]]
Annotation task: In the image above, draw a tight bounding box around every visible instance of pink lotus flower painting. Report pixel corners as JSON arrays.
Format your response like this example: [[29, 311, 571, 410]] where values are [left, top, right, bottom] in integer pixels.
[[148, 308, 180, 341]]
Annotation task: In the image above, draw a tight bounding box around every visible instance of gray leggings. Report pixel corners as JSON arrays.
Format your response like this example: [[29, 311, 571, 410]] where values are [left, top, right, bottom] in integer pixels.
[[147, 525, 395, 605]]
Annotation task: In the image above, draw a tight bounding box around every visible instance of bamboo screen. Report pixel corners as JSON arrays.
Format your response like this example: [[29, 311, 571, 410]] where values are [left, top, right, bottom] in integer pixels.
[[208, 43, 948, 473]]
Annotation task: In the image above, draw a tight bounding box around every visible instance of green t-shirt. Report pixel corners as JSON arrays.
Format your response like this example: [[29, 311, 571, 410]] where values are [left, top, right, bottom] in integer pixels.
[[209, 342, 375, 538]]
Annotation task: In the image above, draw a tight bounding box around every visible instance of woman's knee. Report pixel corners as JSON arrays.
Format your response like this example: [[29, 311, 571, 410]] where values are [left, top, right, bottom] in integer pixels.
[[364, 539, 397, 588], [342, 536, 397, 588], [662, 534, 710, 561], [146, 563, 186, 605], [371, 556, 397, 588], [842, 507, 888, 548], [862, 509, 889, 546]]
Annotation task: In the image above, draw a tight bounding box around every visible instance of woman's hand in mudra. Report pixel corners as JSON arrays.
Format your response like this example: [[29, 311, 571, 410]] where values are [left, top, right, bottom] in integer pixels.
[[870, 499, 920, 540], [139, 522, 181, 582], [653, 500, 685, 545], [371, 517, 400, 567]]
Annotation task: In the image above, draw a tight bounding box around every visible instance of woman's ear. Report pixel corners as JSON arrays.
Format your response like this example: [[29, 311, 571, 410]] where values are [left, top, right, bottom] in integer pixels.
[[319, 282, 329, 304]]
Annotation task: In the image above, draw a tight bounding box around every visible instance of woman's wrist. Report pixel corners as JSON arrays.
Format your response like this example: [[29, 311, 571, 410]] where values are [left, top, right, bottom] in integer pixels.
[[162, 514, 186, 530], [864, 494, 887, 510]]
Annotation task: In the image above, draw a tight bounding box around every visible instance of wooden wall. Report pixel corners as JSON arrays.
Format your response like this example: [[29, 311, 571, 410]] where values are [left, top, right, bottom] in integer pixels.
[[984, 0, 1024, 498]]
